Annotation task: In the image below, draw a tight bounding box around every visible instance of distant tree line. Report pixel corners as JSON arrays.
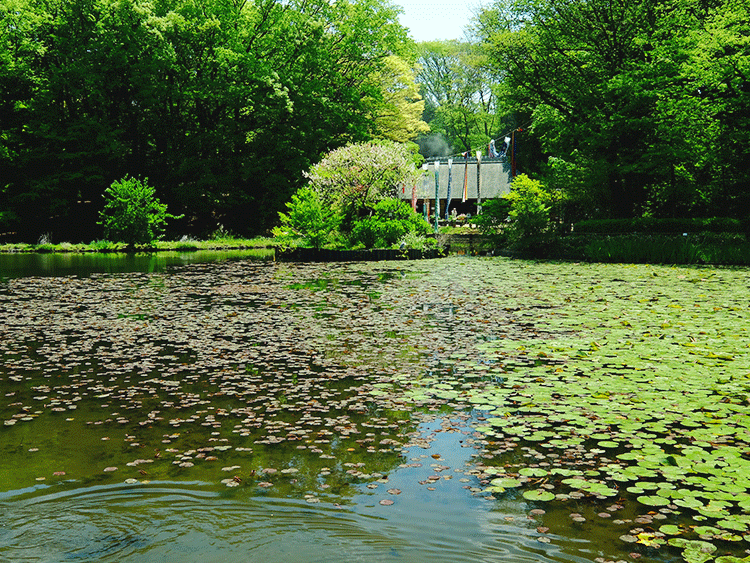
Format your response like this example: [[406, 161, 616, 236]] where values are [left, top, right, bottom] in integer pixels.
[[5, 0, 748, 243], [0, 0, 426, 241], [415, 0, 750, 222]]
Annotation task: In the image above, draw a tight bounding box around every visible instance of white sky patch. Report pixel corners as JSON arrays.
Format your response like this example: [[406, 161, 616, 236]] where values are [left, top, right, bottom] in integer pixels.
[[396, 0, 485, 42]]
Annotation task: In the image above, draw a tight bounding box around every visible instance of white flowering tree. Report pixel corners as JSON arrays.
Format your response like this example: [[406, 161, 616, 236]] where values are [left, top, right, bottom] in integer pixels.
[[304, 141, 424, 222], [274, 141, 428, 248]]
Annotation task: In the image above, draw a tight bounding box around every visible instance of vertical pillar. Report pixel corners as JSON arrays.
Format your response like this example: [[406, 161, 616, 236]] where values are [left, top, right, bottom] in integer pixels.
[[445, 158, 453, 221], [476, 150, 482, 214], [433, 161, 440, 234]]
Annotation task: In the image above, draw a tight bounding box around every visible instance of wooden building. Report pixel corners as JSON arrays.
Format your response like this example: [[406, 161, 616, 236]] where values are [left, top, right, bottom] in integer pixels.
[[401, 156, 513, 218]]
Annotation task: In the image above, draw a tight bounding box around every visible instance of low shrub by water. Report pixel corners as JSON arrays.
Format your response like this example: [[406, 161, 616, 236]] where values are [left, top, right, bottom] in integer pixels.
[[566, 233, 750, 265], [573, 216, 746, 234]]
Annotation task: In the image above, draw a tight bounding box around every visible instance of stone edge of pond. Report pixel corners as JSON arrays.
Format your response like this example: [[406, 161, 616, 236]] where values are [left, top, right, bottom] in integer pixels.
[[276, 248, 447, 262]]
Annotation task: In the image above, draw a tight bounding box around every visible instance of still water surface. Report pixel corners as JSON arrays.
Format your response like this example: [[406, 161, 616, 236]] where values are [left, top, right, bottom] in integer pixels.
[[2, 418, 589, 563], [0, 253, 663, 563], [0, 249, 273, 279]]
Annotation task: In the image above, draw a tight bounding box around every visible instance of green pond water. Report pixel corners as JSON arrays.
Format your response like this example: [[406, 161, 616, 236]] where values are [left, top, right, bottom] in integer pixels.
[[1, 254, 748, 563], [0, 248, 274, 279]]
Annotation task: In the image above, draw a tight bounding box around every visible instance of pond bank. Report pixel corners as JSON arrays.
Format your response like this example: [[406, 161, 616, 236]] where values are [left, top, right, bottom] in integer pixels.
[[276, 247, 445, 262]]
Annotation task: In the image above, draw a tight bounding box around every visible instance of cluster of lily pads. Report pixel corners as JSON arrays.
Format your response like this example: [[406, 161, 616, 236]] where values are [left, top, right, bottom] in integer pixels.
[[371, 259, 750, 563]]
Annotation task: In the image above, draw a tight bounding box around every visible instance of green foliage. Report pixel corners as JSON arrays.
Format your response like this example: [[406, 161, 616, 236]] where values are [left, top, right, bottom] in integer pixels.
[[473, 197, 511, 248], [88, 239, 120, 251], [504, 174, 559, 252], [477, 0, 750, 220], [398, 231, 437, 251], [415, 40, 506, 156], [349, 198, 432, 249], [576, 233, 750, 265], [98, 177, 179, 247], [0, 210, 19, 232], [0, 0, 413, 241], [305, 141, 424, 225], [272, 187, 343, 249], [476, 197, 512, 229], [369, 55, 430, 143], [574, 217, 746, 234]]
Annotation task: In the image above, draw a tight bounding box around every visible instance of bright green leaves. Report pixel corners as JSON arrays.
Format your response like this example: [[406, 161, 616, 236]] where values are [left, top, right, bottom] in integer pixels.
[[504, 174, 563, 252], [415, 40, 501, 156], [272, 187, 343, 249], [0, 0, 416, 240], [476, 0, 750, 220], [523, 489, 555, 501], [99, 176, 181, 247], [668, 539, 717, 563], [350, 198, 432, 250]]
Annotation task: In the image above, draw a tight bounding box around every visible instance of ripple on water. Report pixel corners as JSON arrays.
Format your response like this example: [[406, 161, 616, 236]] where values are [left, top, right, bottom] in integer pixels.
[[0, 415, 595, 563], [0, 477, 595, 563]]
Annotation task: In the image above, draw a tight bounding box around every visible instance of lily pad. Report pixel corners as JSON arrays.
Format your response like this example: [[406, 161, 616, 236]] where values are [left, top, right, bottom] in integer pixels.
[[637, 495, 671, 507], [523, 489, 556, 502]]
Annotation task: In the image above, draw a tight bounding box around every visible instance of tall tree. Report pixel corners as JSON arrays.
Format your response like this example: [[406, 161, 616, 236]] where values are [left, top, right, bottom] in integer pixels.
[[416, 40, 504, 156], [476, 0, 750, 219], [368, 54, 430, 143], [0, 0, 413, 240]]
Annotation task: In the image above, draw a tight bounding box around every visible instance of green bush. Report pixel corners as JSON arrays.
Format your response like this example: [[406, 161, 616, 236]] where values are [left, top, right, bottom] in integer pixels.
[[505, 174, 560, 252], [560, 233, 750, 265], [474, 197, 511, 248], [350, 198, 431, 249], [98, 177, 179, 247], [0, 210, 19, 232], [574, 217, 745, 234], [271, 186, 342, 249], [399, 231, 437, 251], [89, 239, 120, 251]]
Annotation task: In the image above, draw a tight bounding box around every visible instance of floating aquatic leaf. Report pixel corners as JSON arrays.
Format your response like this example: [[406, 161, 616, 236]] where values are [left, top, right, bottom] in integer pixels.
[[519, 467, 548, 477], [637, 495, 670, 507], [668, 539, 717, 563], [636, 532, 665, 548], [523, 490, 555, 502], [716, 518, 748, 532]]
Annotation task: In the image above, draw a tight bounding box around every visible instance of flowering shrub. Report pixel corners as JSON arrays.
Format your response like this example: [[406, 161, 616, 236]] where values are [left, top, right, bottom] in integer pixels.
[[304, 141, 423, 223]]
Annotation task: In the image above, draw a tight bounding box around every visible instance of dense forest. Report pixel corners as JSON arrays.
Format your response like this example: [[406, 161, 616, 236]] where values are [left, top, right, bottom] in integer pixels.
[[0, 0, 424, 241], [418, 0, 750, 222], [1, 0, 749, 242]]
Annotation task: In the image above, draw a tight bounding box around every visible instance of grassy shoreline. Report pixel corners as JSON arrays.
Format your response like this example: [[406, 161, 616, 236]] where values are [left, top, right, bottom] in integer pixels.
[[0, 237, 276, 254], [5, 231, 750, 267]]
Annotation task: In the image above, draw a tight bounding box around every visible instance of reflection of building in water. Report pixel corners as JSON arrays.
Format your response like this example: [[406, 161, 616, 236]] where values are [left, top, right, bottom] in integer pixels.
[[401, 157, 513, 219]]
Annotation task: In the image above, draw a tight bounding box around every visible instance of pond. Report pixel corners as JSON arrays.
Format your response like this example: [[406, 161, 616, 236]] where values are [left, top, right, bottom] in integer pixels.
[[1, 254, 748, 563], [0, 248, 274, 279]]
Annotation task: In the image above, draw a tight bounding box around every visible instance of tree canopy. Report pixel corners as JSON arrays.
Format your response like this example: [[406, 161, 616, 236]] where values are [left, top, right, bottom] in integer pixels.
[[415, 40, 508, 157], [4, 0, 749, 240], [0, 0, 418, 240], [474, 0, 750, 220]]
